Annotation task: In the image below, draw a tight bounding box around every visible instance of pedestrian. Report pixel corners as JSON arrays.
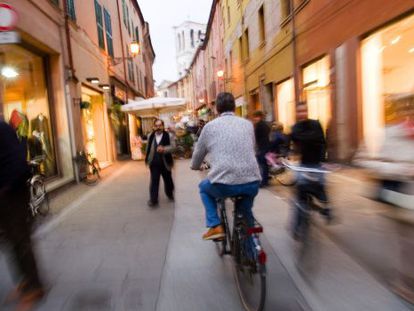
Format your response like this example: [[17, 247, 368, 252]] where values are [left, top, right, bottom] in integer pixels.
[[0, 120, 45, 310], [145, 119, 175, 207], [252, 110, 271, 187], [270, 121, 289, 156]]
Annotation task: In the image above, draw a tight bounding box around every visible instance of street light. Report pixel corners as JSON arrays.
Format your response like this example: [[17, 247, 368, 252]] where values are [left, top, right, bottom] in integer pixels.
[[129, 41, 140, 57], [110, 41, 141, 66]]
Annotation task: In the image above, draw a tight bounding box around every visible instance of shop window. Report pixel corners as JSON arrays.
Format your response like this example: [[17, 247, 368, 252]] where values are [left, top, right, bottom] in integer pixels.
[[302, 55, 331, 131], [361, 13, 414, 156], [66, 0, 76, 21], [0, 45, 57, 177], [94, 0, 105, 50], [276, 78, 295, 132], [104, 8, 114, 57]]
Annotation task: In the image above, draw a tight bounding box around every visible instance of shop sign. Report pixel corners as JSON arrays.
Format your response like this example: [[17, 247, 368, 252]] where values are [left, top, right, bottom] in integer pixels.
[[0, 30, 19, 44], [0, 4, 18, 31], [114, 86, 126, 102]]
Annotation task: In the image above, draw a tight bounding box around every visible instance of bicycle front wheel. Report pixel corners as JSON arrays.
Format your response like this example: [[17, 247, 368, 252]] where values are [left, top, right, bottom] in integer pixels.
[[30, 178, 50, 216], [233, 234, 266, 311], [276, 167, 296, 186]]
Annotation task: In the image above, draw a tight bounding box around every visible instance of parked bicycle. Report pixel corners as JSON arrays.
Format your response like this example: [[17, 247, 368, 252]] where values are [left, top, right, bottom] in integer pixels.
[[215, 196, 267, 311], [73, 151, 101, 185], [28, 156, 50, 217]]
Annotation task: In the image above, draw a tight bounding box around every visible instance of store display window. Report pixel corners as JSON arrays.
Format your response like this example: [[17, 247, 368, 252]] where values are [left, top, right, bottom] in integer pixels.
[[361, 13, 414, 156], [276, 78, 295, 132], [302, 55, 331, 131], [0, 44, 57, 177]]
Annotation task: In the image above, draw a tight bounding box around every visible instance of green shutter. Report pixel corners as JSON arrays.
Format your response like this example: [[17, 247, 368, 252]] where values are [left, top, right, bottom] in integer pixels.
[[67, 0, 76, 20], [135, 27, 139, 43], [94, 0, 105, 50], [104, 8, 114, 57]]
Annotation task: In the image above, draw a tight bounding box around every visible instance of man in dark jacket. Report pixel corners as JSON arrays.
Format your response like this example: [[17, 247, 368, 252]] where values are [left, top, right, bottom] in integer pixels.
[[253, 110, 271, 187], [0, 121, 44, 310], [290, 102, 332, 236], [145, 119, 175, 207]]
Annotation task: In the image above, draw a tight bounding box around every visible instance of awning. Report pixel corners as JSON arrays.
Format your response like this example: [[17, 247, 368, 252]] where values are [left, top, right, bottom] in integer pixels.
[[121, 97, 186, 116]]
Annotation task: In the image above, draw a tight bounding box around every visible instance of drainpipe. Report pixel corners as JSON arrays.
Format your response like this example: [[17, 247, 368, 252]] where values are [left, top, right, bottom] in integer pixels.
[[62, 0, 80, 182], [290, 0, 300, 106], [115, 0, 131, 155]]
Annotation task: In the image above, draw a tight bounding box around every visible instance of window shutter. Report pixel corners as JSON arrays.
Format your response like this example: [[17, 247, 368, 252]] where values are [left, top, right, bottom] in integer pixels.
[[94, 0, 105, 50], [104, 8, 114, 57]]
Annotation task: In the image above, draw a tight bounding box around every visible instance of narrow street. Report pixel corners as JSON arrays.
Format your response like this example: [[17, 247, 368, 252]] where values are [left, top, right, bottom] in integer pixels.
[[1, 160, 412, 311]]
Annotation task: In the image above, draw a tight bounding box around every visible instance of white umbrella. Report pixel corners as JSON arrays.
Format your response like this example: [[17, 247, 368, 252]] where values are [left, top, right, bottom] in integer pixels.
[[121, 97, 187, 115]]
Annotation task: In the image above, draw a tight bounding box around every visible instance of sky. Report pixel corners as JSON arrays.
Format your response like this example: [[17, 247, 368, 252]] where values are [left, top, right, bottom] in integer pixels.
[[138, 0, 213, 86]]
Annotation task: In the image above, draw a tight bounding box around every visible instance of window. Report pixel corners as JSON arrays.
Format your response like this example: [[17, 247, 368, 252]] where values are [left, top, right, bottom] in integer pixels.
[[229, 50, 233, 76], [190, 29, 194, 48], [104, 8, 114, 57], [135, 26, 140, 43], [178, 34, 181, 51], [122, 0, 127, 26], [182, 31, 185, 49], [227, 6, 231, 27], [258, 5, 265, 43], [238, 37, 243, 61], [198, 30, 202, 41], [127, 6, 131, 35], [66, 0, 76, 21], [243, 28, 250, 60], [281, 0, 292, 20], [50, 0, 59, 6], [94, 0, 105, 50]]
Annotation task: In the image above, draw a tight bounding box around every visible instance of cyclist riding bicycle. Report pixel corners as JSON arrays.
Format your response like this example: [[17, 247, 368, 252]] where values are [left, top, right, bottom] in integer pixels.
[[290, 101, 333, 238], [191, 92, 262, 241]]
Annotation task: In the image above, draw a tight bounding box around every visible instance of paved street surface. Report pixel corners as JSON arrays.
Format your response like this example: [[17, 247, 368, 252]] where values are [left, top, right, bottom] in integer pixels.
[[0, 161, 413, 310]]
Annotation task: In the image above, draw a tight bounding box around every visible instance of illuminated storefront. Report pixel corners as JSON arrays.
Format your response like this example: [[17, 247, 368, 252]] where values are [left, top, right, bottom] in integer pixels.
[[275, 78, 295, 132], [0, 44, 57, 177], [81, 86, 111, 168], [361, 13, 414, 156], [302, 56, 331, 131]]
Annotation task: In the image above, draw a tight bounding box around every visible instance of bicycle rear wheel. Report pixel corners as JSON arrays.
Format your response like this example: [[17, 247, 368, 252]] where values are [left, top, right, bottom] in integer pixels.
[[233, 229, 266, 311], [215, 201, 231, 256]]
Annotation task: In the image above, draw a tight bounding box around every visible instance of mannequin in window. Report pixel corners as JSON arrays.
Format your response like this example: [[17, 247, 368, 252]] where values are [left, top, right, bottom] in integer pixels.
[[30, 114, 54, 176]]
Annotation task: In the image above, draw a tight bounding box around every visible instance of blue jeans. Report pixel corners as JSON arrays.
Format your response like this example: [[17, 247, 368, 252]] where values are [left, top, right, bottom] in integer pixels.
[[199, 179, 260, 228]]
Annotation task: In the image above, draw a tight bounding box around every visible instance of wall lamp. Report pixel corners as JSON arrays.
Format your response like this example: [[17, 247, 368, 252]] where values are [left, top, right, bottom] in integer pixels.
[[86, 77, 100, 84]]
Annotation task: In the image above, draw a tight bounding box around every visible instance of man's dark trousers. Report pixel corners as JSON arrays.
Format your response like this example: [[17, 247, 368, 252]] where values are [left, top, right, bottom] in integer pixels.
[[0, 181, 43, 292], [257, 151, 269, 187], [149, 161, 174, 204]]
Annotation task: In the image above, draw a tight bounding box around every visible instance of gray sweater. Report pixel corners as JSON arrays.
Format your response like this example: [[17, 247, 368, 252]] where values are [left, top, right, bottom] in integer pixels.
[[191, 113, 261, 185]]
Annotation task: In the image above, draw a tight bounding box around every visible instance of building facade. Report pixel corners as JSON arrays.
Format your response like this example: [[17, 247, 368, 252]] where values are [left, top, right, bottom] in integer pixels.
[[0, 0, 155, 190]]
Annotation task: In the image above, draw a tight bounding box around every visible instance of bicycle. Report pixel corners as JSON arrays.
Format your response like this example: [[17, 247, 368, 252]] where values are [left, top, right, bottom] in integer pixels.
[[282, 159, 334, 265], [215, 196, 267, 311], [28, 156, 50, 217], [73, 151, 101, 185], [266, 153, 297, 186]]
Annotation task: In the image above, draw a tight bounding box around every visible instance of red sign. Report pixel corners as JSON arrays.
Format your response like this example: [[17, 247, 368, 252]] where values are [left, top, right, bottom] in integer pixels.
[[0, 4, 18, 31]]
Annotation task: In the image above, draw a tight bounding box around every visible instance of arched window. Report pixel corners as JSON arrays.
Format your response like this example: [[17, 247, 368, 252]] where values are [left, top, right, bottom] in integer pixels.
[[190, 29, 195, 48]]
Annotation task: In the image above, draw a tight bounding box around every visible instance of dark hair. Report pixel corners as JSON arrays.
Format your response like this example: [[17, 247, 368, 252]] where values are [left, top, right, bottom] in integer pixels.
[[153, 119, 164, 126], [216, 92, 235, 114], [252, 110, 265, 117]]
